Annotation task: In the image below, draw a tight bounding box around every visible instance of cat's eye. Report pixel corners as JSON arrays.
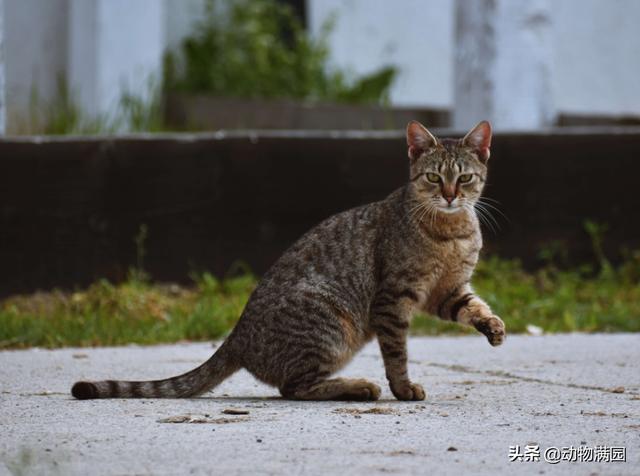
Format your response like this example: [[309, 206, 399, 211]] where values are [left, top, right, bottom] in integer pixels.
[[458, 174, 473, 183], [425, 173, 440, 183]]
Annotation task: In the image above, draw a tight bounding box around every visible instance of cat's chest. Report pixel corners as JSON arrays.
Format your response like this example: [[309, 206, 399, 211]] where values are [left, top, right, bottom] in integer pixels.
[[414, 234, 481, 302], [434, 233, 481, 265]]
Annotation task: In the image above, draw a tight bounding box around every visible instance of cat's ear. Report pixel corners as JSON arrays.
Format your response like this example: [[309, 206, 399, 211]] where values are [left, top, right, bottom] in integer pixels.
[[406, 121, 438, 161], [462, 120, 492, 163]]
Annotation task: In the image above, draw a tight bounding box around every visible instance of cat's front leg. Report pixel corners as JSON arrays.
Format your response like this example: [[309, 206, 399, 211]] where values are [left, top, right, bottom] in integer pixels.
[[370, 306, 426, 401], [437, 285, 506, 346]]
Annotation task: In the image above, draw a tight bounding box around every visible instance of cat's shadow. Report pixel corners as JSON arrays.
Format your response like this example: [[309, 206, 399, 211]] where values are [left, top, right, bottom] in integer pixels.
[[191, 395, 434, 405]]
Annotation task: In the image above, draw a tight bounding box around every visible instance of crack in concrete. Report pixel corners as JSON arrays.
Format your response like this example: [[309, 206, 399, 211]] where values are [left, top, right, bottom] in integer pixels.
[[422, 361, 639, 396]]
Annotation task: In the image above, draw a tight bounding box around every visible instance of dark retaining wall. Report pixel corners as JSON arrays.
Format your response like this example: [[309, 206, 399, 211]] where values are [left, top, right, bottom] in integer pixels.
[[1, 128, 639, 296]]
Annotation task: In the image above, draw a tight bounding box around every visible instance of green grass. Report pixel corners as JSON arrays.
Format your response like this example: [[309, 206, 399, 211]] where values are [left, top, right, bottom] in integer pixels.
[[0, 272, 254, 349], [1, 256, 639, 349], [411, 255, 640, 335]]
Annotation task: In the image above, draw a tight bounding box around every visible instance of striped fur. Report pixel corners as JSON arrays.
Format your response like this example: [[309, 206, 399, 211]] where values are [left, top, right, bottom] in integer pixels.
[[71, 120, 505, 401], [72, 341, 239, 399]]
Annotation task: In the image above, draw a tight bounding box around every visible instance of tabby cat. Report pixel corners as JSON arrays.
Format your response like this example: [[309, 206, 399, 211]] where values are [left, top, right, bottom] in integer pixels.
[[72, 120, 505, 402]]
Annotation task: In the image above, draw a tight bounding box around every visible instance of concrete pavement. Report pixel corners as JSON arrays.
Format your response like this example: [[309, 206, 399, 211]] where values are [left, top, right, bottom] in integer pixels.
[[1, 334, 639, 475]]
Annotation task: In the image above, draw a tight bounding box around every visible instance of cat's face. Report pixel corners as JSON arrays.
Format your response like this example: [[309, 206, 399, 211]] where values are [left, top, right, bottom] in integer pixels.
[[406, 121, 492, 215]]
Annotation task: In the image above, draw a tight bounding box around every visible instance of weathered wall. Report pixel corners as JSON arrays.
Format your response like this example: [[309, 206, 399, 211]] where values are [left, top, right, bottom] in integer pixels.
[[68, 0, 164, 118], [0, 0, 5, 135], [3, 0, 206, 130], [1, 129, 639, 296], [3, 0, 68, 129], [552, 0, 640, 117], [308, 0, 640, 120], [307, 0, 455, 109], [4, 0, 639, 129], [453, 0, 554, 129]]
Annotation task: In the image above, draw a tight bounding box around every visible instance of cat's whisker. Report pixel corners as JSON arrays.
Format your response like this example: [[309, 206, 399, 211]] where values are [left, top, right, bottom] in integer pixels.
[[431, 201, 440, 229], [479, 196, 501, 204], [475, 209, 495, 234], [476, 202, 502, 230], [469, 202, 490, 232], [406, 201, 425, 215], [403, 199, 424, 223], [431, 208, 438, 229], [473, 202, 499, 234], [412, 208, 429, 227], [406, 201, 429, 226], [477, 197, 509, 222], [417, 202, 433, 227]]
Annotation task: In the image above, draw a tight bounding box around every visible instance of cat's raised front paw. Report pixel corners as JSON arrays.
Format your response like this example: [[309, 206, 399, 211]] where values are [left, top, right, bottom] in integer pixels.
[[391, 382, 426, 401], [475, 315, 506, 346]]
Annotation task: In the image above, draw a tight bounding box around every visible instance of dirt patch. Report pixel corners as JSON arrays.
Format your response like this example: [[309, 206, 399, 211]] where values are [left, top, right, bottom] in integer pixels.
[[388, 450, 415, 456], [451, 379, 515, 386], [157, 414, 249, 424], [333, 407, 399, 416], [580, 410, 629, 418]]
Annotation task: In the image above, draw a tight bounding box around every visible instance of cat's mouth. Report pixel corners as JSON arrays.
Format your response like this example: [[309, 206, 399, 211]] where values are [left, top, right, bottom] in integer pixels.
[[436, 200, 465, 214], [437, 205, 463, 214]]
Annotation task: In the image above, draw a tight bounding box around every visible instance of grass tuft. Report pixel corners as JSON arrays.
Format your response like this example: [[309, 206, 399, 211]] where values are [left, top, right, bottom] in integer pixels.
[[1, 256, 639, 349]]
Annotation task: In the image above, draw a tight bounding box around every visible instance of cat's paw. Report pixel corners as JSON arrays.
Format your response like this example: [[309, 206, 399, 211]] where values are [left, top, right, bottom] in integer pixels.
[[351, 380, 382, 401], [475, 315, 506, 346], [391, 382, 426, 401]]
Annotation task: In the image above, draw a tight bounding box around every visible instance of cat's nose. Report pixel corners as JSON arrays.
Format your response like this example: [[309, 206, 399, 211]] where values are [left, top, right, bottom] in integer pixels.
[[444, 195, 455, 204]]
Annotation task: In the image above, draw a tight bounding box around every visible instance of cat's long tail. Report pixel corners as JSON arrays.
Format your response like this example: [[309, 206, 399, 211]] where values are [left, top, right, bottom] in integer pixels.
[[70, 340, 240, 399]]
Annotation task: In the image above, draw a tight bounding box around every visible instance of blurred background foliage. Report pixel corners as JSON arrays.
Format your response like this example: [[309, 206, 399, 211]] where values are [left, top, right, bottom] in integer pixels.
[[18, 0, 396, 135], [164, 0, 396, 104], [2, 221, 639, 349]]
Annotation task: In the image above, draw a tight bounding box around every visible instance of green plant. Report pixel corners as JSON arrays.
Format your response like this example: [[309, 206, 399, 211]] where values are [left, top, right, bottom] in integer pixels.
[[412, 254, 640, 335], [2, 252, 640, 349], [17, 75, 165, 136], [129, 224, 150, 283], [537, 240, 569, 268], [584, 219, 612, 274], [164, 0, 397, 104], [118, 78, 165, 133], [23, 76, 115, 135]]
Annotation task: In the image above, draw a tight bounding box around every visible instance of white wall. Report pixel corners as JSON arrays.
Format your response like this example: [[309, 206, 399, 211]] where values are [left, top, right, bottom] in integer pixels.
[[454, 0, 554, 130], [6, 0, 203, 126], [68, 0, 164, 119], [307, 0, 454, 109], [4, 0, 68, 127], [2, 0, 640, 131], [309, 0, 640, 119], [68, 0, 97, 118], [553, 0, 640, 117], [0, 0, 5, 135]]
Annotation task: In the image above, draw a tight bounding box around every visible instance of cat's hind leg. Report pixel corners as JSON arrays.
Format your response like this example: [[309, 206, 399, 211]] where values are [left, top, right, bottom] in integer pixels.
[[280, 377, 381, 401]]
